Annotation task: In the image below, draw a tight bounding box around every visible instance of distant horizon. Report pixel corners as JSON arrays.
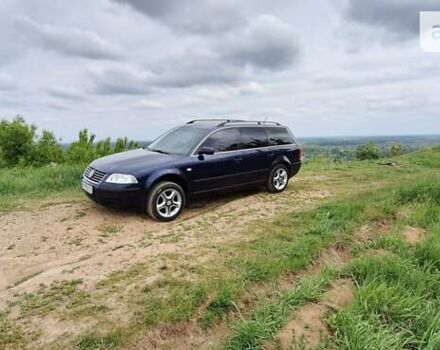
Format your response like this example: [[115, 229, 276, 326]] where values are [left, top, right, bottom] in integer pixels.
[[58, 133, 440, 145]]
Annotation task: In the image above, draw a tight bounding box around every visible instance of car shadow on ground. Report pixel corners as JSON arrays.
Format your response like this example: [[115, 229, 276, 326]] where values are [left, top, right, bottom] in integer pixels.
[[88, 187, 263, 219]]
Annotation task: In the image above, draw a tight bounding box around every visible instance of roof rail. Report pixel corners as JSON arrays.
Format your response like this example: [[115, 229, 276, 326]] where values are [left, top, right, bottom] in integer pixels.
[[186, 119, 282, 127], [186, 119, 244, 125], [218, 120, 281, 126]]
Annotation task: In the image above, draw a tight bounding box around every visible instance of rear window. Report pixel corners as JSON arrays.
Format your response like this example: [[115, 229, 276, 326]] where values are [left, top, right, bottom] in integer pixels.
[[265, 127, 294, 146], [239, 127, 268, 149]]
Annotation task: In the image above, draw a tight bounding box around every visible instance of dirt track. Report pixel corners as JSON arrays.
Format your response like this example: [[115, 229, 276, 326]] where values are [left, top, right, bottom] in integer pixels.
[[0, 179, 332, 311]]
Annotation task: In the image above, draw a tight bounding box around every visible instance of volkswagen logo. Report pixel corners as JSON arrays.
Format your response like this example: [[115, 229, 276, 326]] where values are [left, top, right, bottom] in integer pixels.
[[89, 169, 95, 178]]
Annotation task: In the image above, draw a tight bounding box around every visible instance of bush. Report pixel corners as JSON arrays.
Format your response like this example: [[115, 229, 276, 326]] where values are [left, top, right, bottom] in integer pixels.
[[30, 130, 64, 166], [356, 143, 380, 160], [0, 117, 140, 168], [389, 143, 404, 157], [66, 129, 96, 164], [0, 116, 36, 166], [66, 130, 139, 164]]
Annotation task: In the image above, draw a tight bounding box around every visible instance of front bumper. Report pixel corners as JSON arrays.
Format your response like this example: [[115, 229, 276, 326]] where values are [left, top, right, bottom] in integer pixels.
[[82, 178, 143, 207]]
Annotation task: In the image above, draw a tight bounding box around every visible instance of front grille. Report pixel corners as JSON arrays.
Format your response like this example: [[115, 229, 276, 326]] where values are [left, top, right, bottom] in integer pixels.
[[83, 166, 107, 184]]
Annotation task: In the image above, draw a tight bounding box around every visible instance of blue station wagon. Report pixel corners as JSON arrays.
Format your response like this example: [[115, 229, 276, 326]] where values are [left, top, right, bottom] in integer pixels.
[[82, 119, 302, 221]]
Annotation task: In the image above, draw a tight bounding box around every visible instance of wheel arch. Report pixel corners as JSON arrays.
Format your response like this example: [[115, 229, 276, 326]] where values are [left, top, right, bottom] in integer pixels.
[[271, 155, 292, 175], [145, 169, 190, 196]]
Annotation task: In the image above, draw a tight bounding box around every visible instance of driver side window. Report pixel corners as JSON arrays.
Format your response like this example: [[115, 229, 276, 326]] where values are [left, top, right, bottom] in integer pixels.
[[200, 128, 240, 153]]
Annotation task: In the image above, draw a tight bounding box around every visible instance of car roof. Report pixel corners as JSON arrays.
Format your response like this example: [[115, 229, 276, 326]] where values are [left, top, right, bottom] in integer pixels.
[[184, 119, 284, 131]]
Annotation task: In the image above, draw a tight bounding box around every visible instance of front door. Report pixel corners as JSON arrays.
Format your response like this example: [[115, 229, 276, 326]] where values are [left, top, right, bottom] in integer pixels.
[[190, 128, 242, 194]]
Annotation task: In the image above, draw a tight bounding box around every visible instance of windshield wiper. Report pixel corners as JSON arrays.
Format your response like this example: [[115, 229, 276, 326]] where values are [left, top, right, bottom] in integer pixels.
[[150, 148, 170, 155]]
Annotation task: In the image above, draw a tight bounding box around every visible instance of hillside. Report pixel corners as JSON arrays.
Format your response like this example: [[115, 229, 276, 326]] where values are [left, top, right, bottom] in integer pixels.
[[1, 147, 440, 350]]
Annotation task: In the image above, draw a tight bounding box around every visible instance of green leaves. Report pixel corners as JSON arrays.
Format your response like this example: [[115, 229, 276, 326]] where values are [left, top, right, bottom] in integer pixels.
[[0, 117, 140, 168]]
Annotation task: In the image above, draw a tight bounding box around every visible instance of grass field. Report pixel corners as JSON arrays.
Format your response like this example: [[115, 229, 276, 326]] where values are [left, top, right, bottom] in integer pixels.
[[0, 164, 85, 212], [0, 147, 439, 350]]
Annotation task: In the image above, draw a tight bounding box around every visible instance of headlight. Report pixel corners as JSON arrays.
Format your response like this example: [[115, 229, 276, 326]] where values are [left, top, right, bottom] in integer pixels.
[[105, 173, 138, 184]]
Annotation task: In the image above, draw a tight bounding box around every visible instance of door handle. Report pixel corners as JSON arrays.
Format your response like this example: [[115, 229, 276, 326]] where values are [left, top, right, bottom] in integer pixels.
[[233, 157, 243, 163]]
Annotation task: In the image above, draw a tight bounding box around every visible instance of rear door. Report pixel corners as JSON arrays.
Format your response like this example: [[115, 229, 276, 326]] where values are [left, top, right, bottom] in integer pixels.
[[190, 128, 242, 193], [236, 127, 270, 184]]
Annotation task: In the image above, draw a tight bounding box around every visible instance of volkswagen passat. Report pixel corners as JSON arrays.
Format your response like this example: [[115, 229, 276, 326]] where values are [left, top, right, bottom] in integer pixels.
[[82, 119, 302, 221]]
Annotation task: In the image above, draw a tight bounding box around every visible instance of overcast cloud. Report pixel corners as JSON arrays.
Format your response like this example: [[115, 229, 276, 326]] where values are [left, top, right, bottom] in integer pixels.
[[0, 0, 439, 140]]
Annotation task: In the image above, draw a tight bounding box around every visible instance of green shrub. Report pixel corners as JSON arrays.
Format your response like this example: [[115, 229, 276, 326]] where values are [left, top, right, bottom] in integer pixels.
[[66, 129, 97, 164], [0, 116, 36, 166], [389, 143, 404, 157], [0, 117, 140, 168], [30, 130, 64, 165], [356, 143, 380, 160], [66, 129, 139, 164]]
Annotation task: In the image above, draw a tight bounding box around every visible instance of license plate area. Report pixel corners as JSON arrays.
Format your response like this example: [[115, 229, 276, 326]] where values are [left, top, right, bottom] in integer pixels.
[[82, 180, 94, 194]]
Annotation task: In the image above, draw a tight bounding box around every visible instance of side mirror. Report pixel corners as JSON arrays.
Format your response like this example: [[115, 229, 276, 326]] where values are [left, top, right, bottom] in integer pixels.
[[198, 146, 215, 158]]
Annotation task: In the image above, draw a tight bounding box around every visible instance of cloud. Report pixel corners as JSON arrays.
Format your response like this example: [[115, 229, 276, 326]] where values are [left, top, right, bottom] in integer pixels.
[[224, 15, 300, 70], [111, 0, 244, 34], [89, 14, 299, 94], [45, 100, 70, 111], [13, 15, 124, 60], [138, 98, 164, 109], [193, 82, 266, 101], [148, 48, 244, 88], [90, 65, 152, 95], [1, 0, 439, 140], [345, 0, 440, 38], [91, 53, 243, 94], [0, 73, 17, 90], [46, 85, 88, 101]]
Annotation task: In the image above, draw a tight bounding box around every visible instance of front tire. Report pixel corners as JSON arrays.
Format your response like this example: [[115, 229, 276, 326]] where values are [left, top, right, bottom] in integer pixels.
[[146, 181, 185, 222], [267, 164, 289, 193]]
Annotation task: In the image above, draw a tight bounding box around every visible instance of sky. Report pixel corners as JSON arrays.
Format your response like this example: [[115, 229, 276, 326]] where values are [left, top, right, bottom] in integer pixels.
[[0, 0, 439, 141]]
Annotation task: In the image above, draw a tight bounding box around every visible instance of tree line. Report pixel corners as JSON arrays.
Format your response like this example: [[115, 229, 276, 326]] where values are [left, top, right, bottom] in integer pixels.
[[0, 116, 405, 168], [0, 116, 139, 168]]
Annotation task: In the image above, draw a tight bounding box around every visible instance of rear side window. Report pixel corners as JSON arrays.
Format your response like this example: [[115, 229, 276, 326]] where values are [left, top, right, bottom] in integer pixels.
[[239, 127, 269, 149], [266, 127, 294, 146], [201, 128, 240, 152]]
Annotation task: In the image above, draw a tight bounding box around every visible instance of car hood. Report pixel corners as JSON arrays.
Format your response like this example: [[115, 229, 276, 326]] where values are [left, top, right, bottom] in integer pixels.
[[90, 148, 182, 176]]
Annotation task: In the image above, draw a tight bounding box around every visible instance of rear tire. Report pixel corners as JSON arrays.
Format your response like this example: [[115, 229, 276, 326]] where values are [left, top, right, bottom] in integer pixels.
[[146, 181, 185, 222], [267, 164, 289, 193]]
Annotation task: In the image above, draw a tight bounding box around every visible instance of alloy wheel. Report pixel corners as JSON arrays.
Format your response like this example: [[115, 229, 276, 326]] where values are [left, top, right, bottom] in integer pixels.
[[156, 188, 182, 218]]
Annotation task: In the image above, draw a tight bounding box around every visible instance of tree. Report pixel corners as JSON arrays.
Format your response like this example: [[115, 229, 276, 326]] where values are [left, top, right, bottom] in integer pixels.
[[390, 143, 404, 157], [113, 137, 139, 154], [0, 116, 36, 166], [67, 129, 96, 163], [0, 147, 6, 168], [356, 143, 380, 160], [95, 138, 112, 158], [31, 130, 64, 165]]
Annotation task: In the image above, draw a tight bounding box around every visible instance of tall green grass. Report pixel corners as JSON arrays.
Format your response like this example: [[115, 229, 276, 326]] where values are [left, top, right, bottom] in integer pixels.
[[329, 181, 440, 350], [0, 164, 84, 211], [224, 176, 440, 349], [331, 249, 440, 349]]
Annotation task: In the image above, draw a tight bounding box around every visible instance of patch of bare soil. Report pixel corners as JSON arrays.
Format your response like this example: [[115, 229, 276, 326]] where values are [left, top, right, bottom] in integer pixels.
[[0, 180, 332, 348], [278, 246, 349, 291], [128, 243, 351, 350], [269, 279, 354, 350], [126, 322, 230, 350], [402, 226, 426, 245], [0, 188, 329, 298]]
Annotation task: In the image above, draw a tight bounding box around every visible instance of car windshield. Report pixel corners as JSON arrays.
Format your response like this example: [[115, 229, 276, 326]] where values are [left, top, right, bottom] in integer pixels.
[[148, 126, 209, 156]]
